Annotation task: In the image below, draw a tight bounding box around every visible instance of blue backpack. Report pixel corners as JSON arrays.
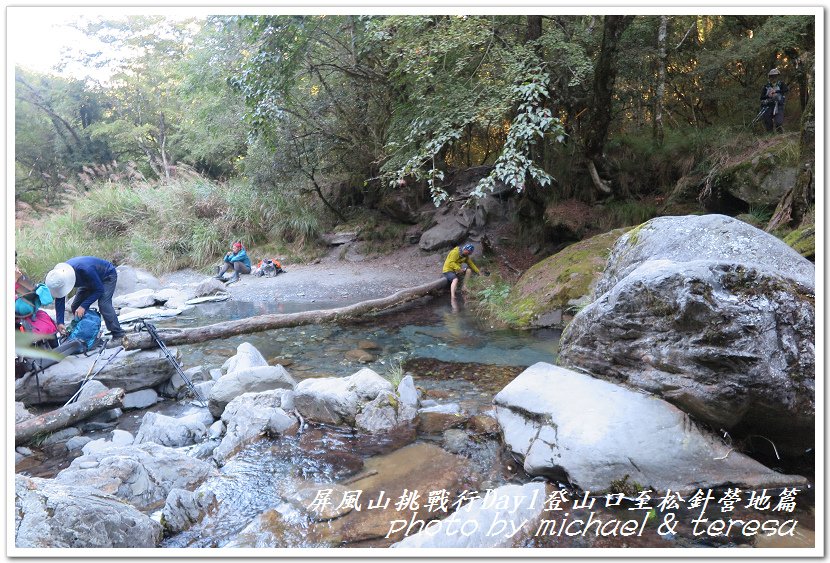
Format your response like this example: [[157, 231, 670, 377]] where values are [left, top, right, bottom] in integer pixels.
[[67, 309, 102, 351]]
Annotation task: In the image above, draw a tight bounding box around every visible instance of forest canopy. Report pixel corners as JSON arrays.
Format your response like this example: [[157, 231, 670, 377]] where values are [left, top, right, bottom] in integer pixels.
[[15, 14, 813, 204]]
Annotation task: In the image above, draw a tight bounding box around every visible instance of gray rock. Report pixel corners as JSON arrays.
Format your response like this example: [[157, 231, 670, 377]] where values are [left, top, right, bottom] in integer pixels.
[[66, 436, 92, 451], [55, 442, 216, 511], [134, 411, 207, 448], [76, 380, 109, 403], [16, 447, 33, 456], [397, 375, 419, 408], [213, 390, 297, 464], [294, 368, 393, 426], [221, 342, 270, 373], [594, 214, 814, 297], [15, 474, 162, 548], [113, 288, 158, 309], [209, 368, 223, 382], [161, 486, 217, 533], [354, 392, 418, 434], [442, 428, 471, 454], [123, 389, 159, 410], [112, 429, 134, 447], [392, 482, 546, 548], [559, 216, 815, 453], [494, 363, 808, 494], [419, 215, 468, 251], [114, 265, 161, 297], [419, 402, 462, 415], [41, 427, 81, 446], [208, 365, 296, 418], [191, 278, 228, 298], [15, 402, 34, 424], [15, 348, 178, 406], [208, 420, 224, 439]]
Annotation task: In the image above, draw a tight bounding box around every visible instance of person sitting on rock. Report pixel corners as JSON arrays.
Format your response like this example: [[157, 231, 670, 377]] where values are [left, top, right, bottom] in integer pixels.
[[215, 241, 251, 285], [442, 243, 481, 301]]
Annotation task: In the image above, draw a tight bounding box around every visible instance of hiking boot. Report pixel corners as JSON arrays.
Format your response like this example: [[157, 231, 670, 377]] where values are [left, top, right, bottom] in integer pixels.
[[225, 273, 240, 285]]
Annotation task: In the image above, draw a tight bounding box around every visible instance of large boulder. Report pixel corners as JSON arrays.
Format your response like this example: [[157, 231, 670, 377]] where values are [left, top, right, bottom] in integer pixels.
[[114, 265, 162, 297], [559, 215, 815, 454], [15, 348, 178, 406], [53, 443, 216, 511], [213, 389, 298, 464], [494, 363, 808, 493], [208, 365, 296, 418], [701, 137, 799, 211], [418, 210, 469, 251], [294, 368, 394, 426], [15, 474, 162, 548]]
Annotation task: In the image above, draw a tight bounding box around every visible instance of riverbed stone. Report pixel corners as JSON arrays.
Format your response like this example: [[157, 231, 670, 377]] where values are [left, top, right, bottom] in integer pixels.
[[345, 349, 375, 363], [221, 342, 269, 373], [308, 443, 472, 546], [115, 265, 162, 297], [123, 388, 159, 409], [397, 375, 418, 408], [113, 288, 158, 309], [558, 215, 815, 454], [54, 442, 216, 512], [208, 365, 296, 418], [213, 390, 298, 464], [288, 483, 355, 521], [223, 509, 309, 548], [468, 413, 500, 435], [294, 368, 394, 426], [354, 391, 418, 434], [161, 486, 217, 534], [15, 347, 178, 406], [66, 436, 92, 451], [134, 411, 208, 448], [41, 427, 81, 446], [15, 474, 162, 548], [392, 482, 548, 548], [417, 403, 468, 434], [77, 380, 109, 403], [15, 402, 34, 424], [494, 362, 809, 494]]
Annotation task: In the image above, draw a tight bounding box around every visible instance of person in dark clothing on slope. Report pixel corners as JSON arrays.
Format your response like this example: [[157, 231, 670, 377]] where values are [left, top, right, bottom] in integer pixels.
[[760, 67, 789, 133], [45, 256, 126, 344]]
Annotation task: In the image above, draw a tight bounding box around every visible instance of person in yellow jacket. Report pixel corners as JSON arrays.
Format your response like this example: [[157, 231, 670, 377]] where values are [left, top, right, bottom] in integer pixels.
[[442, 243, 481, 300]]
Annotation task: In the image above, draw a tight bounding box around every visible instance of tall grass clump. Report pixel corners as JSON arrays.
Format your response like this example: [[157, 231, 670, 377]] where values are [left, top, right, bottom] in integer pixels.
[[16, 175, 331, 277]]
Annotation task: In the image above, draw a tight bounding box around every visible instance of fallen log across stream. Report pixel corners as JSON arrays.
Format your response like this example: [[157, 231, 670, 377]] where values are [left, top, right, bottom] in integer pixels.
[[123, 277, 449, 351], [15, 388, 125, 446]]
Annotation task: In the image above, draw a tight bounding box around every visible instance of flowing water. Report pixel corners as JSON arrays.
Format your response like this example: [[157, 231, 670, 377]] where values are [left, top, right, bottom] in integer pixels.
[[19, 295, 815, 550]]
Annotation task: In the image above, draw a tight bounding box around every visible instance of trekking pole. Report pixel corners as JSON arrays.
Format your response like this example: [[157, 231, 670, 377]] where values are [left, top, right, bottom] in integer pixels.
[[61, 339, 110, 407], [136, 319, 206, 406], [63, 346, 123, 407]]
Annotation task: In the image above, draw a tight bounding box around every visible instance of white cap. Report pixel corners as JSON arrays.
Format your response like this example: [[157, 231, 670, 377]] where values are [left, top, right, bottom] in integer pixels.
[[45, 262, 76, 298]]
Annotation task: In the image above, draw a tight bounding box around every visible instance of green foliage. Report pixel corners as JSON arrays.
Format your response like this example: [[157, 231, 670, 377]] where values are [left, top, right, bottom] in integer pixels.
[[16, 176, 329, 277], [384, 359, 405, 388]]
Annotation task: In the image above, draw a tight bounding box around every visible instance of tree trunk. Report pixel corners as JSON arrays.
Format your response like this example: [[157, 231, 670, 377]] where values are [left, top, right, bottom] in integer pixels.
[[583, 15, 635, 195], [767, 104, 814, 232], [16, 388, 125, 446], [654, 15, 668, 145], [124, 278, 449, 350]]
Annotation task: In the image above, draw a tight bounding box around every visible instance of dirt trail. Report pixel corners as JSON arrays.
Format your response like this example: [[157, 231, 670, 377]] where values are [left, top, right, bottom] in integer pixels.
[[160, 244, 448, 305]]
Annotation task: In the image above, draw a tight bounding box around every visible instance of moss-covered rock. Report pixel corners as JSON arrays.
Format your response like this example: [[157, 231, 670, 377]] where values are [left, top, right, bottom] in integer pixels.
[[783, 223, 815, 260], [503, 228, 629, 329], [704, 134, 800, 211]]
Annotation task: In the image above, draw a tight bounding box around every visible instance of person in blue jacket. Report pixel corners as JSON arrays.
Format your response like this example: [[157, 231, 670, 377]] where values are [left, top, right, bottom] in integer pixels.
[[214, 241, 251, 285], [45, 256, 126, 342]]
